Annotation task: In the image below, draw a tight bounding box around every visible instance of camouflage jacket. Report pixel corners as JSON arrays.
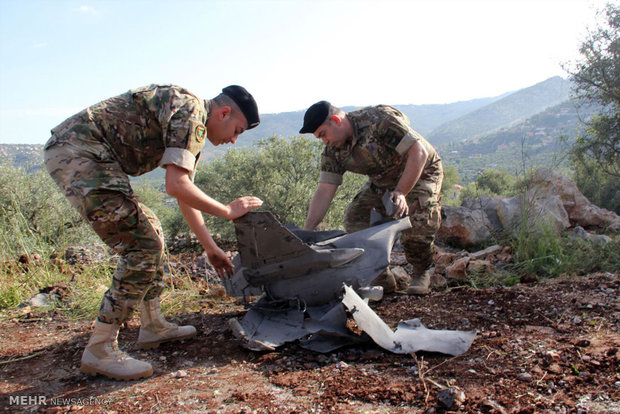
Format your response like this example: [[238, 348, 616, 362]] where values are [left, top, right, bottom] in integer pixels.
[[49, 84, 209, 176], [320, 105, 442, 192]]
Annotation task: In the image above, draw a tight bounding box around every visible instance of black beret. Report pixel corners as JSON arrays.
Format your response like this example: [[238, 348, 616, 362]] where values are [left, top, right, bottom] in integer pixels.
[[222, 85, 260, 130], [299, 100, 331, 134]]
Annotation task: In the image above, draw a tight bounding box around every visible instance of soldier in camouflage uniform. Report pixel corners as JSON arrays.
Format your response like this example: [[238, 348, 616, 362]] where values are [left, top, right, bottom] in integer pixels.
[[44, 84, 262, 380], [299, 101, 443, 295]]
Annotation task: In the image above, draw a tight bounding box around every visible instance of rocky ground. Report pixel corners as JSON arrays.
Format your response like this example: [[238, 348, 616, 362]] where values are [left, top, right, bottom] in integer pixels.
[[0, 251, 619, 413]]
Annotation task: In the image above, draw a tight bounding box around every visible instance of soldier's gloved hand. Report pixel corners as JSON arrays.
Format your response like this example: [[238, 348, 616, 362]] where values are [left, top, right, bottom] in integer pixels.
[[226, 196, 263, 220], [208, 246, 234, 279], [389, 190, 409, 217]]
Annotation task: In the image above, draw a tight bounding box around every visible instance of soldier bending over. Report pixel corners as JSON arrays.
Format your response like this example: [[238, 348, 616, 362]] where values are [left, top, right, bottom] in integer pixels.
[[44, 84, 262, 380]]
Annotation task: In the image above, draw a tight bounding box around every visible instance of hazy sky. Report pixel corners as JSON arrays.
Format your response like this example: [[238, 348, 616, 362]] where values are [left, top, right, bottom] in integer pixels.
[[0, 0, 609, 144]]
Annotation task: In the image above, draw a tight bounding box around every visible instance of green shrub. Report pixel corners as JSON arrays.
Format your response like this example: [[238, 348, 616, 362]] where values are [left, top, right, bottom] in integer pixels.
[[460, 168, 517, 200], [190, 135, 366, 240], [0, 164, 99, 260]]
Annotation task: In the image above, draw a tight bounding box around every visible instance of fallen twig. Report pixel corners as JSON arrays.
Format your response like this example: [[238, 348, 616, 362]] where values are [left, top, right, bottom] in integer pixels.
[[0, 349, 44, 365], [422, 353, 464, 376], [412, 354, 430, 406]]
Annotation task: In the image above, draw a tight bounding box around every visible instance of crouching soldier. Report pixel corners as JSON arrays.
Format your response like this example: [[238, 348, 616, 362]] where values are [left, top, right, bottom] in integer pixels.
[[299, 101, 443, 295]]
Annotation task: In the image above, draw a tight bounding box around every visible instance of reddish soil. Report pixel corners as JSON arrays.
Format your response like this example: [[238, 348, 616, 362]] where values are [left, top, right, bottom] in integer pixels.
[[0, 257, 618, 413]]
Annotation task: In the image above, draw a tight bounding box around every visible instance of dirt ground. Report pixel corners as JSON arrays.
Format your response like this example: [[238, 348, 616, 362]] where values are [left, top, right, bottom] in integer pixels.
[[0, 254, 618, 413]]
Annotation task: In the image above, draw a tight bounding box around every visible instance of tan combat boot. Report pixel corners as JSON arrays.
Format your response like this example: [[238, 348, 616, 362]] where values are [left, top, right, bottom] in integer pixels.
[[406, 270, 431, 295], [81, 320, 153, 380], [138, 298, 196, 350], [370, 268, 397, 294]]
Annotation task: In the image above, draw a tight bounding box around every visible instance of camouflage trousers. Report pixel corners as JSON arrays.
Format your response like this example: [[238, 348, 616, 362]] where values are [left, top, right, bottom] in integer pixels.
[[344, 181, 442, 275], [44, 129, 165, 325]]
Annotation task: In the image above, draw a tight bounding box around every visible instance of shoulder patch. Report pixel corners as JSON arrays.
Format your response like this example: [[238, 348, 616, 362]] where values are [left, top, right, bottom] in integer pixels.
[[195, 125, 206, 142]]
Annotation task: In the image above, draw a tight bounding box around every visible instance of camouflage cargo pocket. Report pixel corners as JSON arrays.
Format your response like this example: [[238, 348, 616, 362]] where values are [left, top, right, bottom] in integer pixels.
[[84, 190, 140, 251]]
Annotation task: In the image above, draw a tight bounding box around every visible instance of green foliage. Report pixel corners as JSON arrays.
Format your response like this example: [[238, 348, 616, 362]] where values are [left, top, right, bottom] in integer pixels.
[[475, 169, 516, 195], [568, 3, 620, 109], [565, 2, 620, 210], [570, 152, 620, 214], [511, 219, 566, 276], [508, 218, 620, 279], [0, 164, 99, 260], [459, 168, 517, 200], [191, 135, 366, 240], [439, 164, 461, 206]]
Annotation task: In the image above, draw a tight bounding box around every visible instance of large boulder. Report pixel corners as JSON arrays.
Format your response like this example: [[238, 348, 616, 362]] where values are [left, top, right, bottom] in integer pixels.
[[531, 168, 620, 232], [438, 168, 618, 249], [437, 206, 492, 248], [496, 192, 570, 236], [461, 196, 504, 233]]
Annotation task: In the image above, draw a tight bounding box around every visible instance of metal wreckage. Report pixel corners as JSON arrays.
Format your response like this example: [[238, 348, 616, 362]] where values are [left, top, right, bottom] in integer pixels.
[[222, 201, 475, 357]]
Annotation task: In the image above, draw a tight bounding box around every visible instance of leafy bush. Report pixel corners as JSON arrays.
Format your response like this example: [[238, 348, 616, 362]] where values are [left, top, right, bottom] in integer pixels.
[[190, 135, 365, 240], [439, 164, 462, 206], [0, 164, 99, 260], [565, 3, 620, 213], [508, 218, 619, 279], [570, 147, 620, 214], [460, 168, 518, 200]]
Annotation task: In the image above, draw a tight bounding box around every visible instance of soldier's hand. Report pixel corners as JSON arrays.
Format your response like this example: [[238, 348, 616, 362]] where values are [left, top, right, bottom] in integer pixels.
[[207, 247, 234, 279], [390, 190, 409, 217], [226, 196, 263, 220]]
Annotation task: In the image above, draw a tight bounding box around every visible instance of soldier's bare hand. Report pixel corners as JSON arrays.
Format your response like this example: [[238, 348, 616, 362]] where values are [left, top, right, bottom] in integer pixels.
[[390, 190, 409, 217], [207, 247, 234, 279], [226, 196, 263, 220]]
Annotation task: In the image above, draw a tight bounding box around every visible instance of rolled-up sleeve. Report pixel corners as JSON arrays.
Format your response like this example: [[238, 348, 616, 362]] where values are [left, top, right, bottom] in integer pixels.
[[319, 171, 343, 185], [319, 148, 345, 185], [395, 131, 421, 155], [159, 147, 196, 172]]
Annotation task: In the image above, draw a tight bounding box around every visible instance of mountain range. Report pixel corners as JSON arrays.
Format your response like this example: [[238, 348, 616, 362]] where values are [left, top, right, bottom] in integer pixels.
[[1, 76, 591, 183]]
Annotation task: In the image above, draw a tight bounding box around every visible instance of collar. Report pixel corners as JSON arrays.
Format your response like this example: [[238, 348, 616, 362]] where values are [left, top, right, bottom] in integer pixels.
[[346, 110, 371, 147]]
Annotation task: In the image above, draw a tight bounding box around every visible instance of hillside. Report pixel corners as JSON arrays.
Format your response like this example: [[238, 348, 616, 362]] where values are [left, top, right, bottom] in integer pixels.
[[0, 76, 586, 185], [394, 94, 508, 136], [440, 100, 600, 182], [225, 94, 505, 157], [0, 144, 43, 172], [428, 76, 572, 146]]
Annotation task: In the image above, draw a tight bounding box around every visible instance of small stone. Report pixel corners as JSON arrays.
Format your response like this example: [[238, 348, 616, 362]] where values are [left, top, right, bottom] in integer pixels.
[[436, 388, 465, 409], [575, 339, 591, 347], [488, 300, 495, 306], [572, 316, 582, 325], [174, 369, 188, 378], [517, 372, 532, 382], [159, 356, 166, 361], [578, 371, 590, 380], [436, 388, 456, 409], [336, 361, 349, 370], [26, 293, 53, 308]]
